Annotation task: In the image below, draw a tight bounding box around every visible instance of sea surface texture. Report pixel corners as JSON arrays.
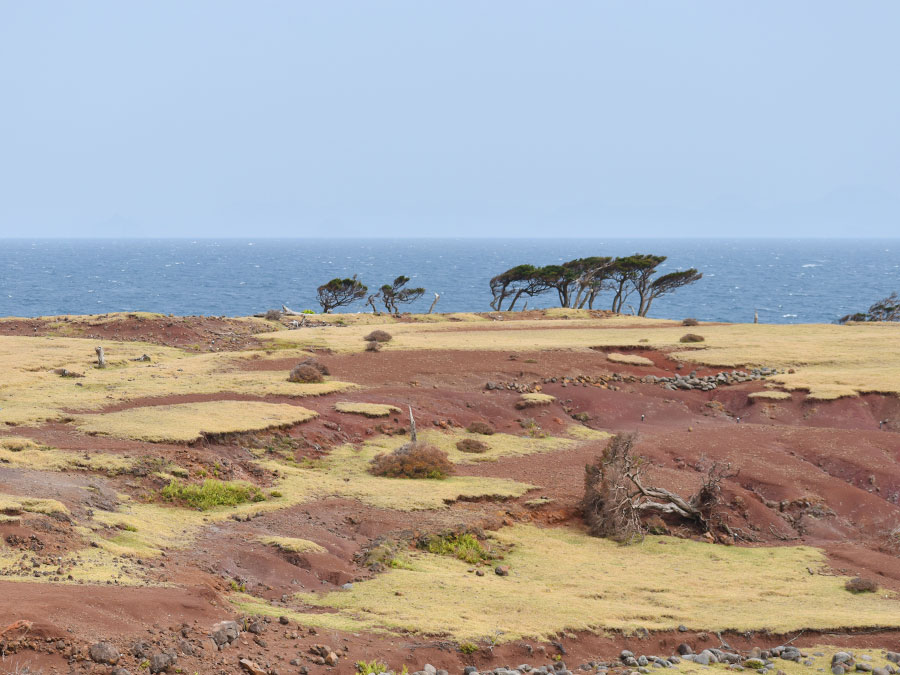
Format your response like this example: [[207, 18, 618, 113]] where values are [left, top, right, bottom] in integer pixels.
[[1, 239, 897, 323]]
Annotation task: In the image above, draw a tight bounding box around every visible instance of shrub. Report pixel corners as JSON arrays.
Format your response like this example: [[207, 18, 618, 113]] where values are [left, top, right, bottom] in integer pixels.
[[515, 393, 555, 409], [160, 479, 263, 510], [298, 357, 329, 376], [845, 577, 878, 593], [466, 421, 495, 435], [369, 442, 453, 479], [680, 333, 705, 343], [364, 329, 393, 343], [357, 660, 389, 675], [682, 318, 699, 326], [364, 341, 381, 352], [421, 532, 495, 564], [288, 363, 324, 383], [456, 438, 488, 454], [264, 309, 282, 321], [459, 642, 479, 655]]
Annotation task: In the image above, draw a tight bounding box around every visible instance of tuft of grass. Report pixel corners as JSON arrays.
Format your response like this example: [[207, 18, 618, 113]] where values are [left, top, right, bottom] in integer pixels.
[[364, 330, 393, 343], [75, 400, 317, 442], [357, 660, 389, 675], [456, 438, 488, 454], [0, 493, 68, 515], [606, 352, 654, 366], [749, 390, 792, 400], [422, 533, 496, 565], [0, 442, 136, 474], [258, 535, 325, 554], [466, 421, 495, 435], [515, 393, 556, 409], [160, 479, 265, 510], [845, 577, 878, 593], [0, 437, 41, 452], [335, 402, 401, 418]]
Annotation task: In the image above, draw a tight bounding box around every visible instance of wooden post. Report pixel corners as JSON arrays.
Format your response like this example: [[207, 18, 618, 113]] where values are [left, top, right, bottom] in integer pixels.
[[408, 405, 417, 444], [754, 311, 759, 324], [427, 293, 440, 314], [95, 346, 106, 369]]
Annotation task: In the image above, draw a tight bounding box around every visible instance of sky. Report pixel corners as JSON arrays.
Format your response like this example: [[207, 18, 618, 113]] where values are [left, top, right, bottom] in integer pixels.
[[0, 2, 898, 238]]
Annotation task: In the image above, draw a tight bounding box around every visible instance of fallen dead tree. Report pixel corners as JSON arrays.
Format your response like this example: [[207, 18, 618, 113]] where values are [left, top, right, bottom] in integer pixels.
[[583, 433, 733, 541]]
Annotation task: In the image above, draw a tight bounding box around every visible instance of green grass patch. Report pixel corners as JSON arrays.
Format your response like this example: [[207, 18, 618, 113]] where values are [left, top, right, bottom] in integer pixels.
[[160, 479, 265, 510]]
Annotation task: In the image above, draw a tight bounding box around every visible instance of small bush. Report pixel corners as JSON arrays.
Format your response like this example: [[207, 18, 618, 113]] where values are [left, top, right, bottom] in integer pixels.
[[466, 421, 495, 435], [459, 642, 479, 655], [364, 341, 381, 352], [357, 660, 389, 675], [682, 318, 699, 326], [364, 329, 393, 343], [422, 532, 495, 564], [160, 479, 263, 510], [369, 442, 453, 479], [845, 577, 878, 593], [456, 438, 489, 454], [298, 357, 330, 376], [680, 333, 705, 343], [264, 309, 282, 321], [288, 363, 324, 383]]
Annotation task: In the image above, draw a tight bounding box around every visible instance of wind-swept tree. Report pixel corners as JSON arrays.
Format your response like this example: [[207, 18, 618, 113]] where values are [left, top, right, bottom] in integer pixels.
[[379, 275, 425, 314], [838, 292, 900, 323], [489, 265, 552, 310], [316, 276, 367, 313], [567, 256, 615, 309], [639, 268, 702, 317]]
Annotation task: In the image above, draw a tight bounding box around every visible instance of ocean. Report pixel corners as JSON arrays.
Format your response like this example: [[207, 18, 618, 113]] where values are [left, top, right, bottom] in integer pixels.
[[1, 238, 897, 323]]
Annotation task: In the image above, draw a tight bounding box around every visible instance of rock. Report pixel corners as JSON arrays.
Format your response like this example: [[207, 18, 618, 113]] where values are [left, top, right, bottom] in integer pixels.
[[693, 654, 711, 666], [833, 667, 846, 675], [149, 651, 176, 673], [495, 565, 510, 576], [279, 615, 290, 624], [130, 640, 151, 659], [677, 625, 688, 632], [833, 654, 854, 666], [621, 651, 635, 661], [248, 620, 264, 634], [240, 659, 267, 675], [88, 642, 120, 665], [111, 670, 132, 675], [464, 668, 478, 675], [325, 651, 340, 666], [210, 620, 241, 647], [638, 656, 649, 666], [177, 639, 194, 656], [888, 655, 900, 665], [677, 644, 693, 656], [874, 669, 891, 675], [424, 665, 437, 675], [857, 665, 873, 672]]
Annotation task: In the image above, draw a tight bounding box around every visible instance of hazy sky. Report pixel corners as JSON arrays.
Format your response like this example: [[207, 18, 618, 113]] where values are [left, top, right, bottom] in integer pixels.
[[1, 2, 898, 238]]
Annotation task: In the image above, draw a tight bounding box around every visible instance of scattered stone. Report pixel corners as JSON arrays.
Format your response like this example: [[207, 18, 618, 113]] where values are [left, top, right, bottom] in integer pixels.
[[495, 565, 510, 576], [240, 658, 267, 675], [88, 642, 120, 665], [148, 651, 176, 673]]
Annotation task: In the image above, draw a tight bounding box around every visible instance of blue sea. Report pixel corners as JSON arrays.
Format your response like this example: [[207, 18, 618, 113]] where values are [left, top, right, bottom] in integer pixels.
[[1, 239, 898, 324]]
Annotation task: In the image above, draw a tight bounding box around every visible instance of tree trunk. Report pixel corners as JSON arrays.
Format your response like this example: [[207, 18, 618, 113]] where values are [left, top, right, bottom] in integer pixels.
[[95, 346, 106, 369], [427, 293, 440, 314], [408, 405, 417, 443]]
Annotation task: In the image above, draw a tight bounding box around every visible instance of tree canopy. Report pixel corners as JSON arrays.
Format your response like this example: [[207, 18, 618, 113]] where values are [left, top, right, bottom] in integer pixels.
[[488, 254, 701, 316], [316, 276, 368, 313]]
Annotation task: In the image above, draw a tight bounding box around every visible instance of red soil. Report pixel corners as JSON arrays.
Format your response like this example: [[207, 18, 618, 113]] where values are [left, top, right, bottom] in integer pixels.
[[2, 322, 900, 673]]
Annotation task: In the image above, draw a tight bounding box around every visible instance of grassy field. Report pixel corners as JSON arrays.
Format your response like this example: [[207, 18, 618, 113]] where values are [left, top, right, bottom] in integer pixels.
[[234, 524, 900, 641], [259, 315, 900, 398], [334, 402, 402, 417], [74, 400, 318, 442]]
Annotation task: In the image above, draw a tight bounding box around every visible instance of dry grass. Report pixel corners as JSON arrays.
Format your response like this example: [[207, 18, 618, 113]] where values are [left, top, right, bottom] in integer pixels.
[[515, 392, 556, 409], [260, 316, 900, 398], [0, 493, 68, 515], [74, 401, 317, 442], [361, 428, 594, 465], [257, 536, 325, 554], [748, 390, 792, 400], [235, 524, 900, 642], [0, 443, 136, 474], [334, 402, 401, 418], [0, 335, 353, 426], [606, 352, 655, 366]]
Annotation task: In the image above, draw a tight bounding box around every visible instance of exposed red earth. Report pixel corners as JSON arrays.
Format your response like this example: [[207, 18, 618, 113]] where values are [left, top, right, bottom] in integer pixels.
[[1, 316, 899, 674]]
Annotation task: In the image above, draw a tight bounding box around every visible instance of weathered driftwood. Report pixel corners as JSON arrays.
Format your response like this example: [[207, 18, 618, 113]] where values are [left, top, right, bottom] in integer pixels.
[[408, 405, 417, 443], [427, 292, 440, 314], [95, 346, 106, 369]]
